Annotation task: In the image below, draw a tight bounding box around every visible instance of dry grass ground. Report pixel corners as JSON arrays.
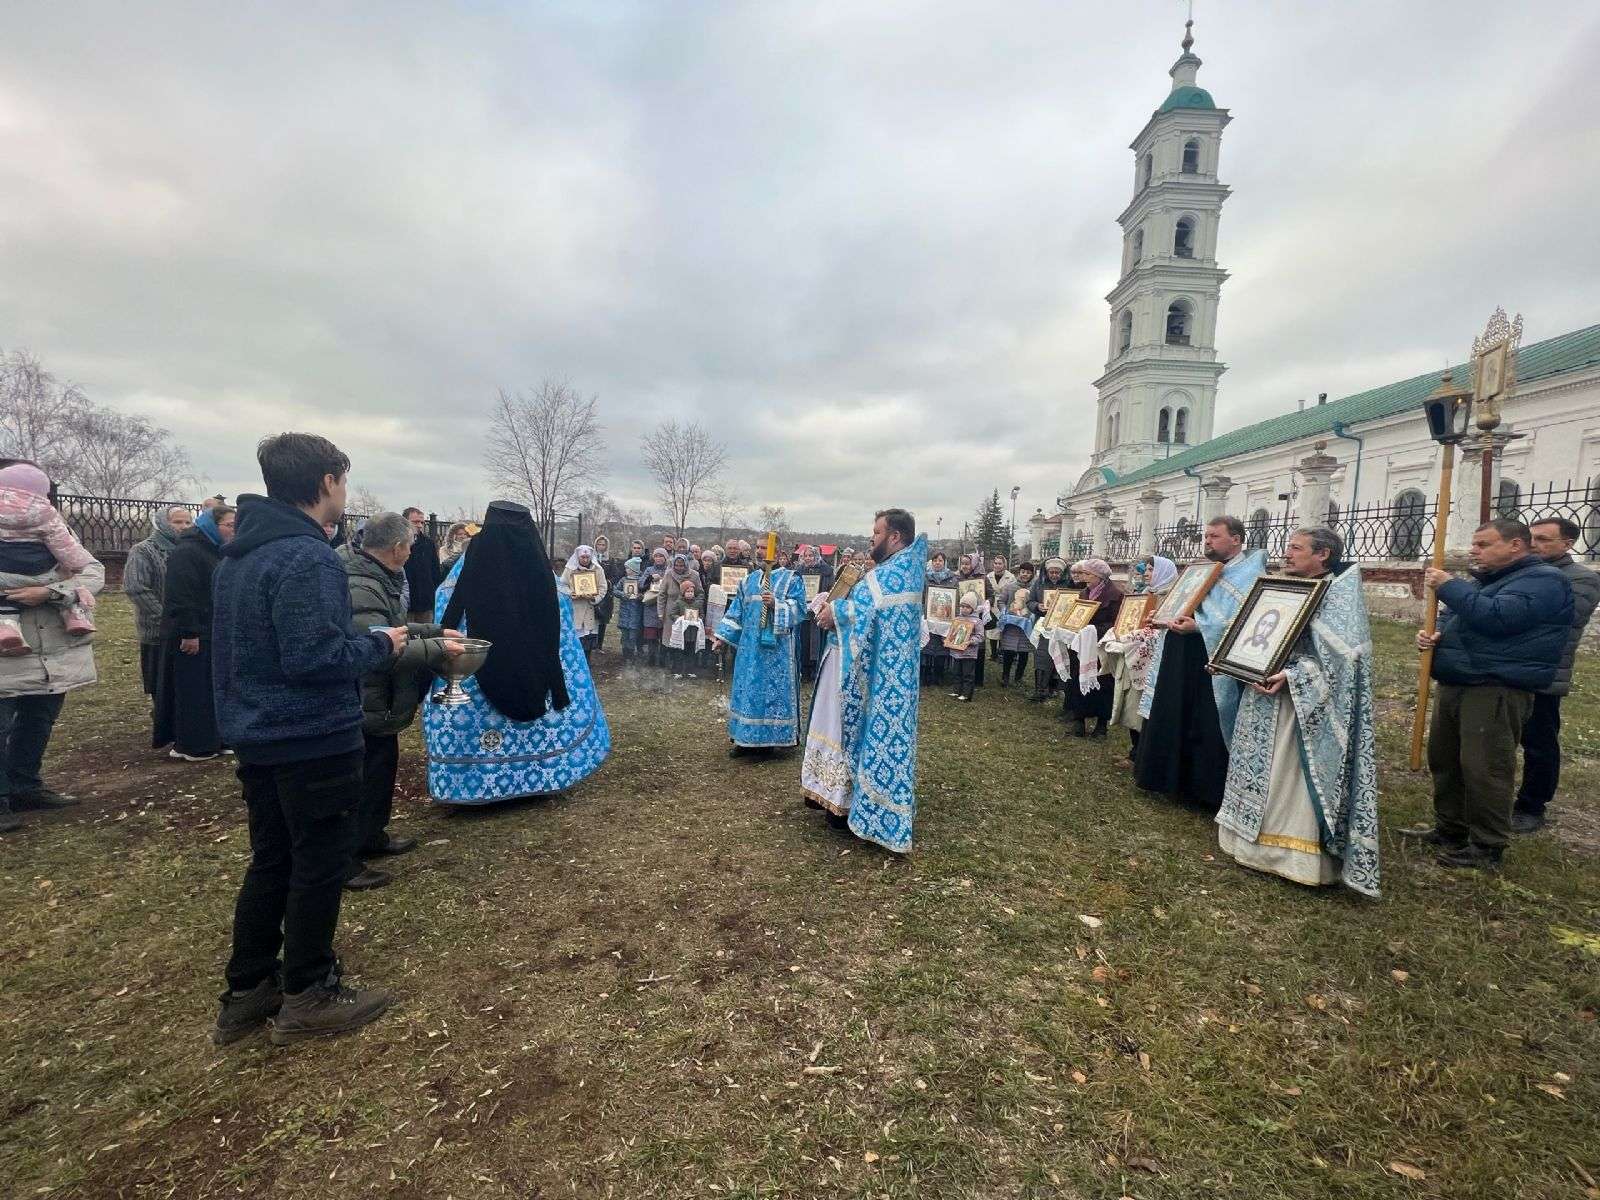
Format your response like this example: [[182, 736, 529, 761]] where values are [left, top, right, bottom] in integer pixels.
[[2, 594, 1597, 1200]]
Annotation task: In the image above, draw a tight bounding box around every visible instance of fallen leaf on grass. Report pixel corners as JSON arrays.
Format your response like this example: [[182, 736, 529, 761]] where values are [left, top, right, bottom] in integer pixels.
[[424, 838, 450, 846], [1390, 969, 1410, 983], [1127, 1156, 1160, 1174], [802, 1065, 840, 1076], [1534, 1083, 1565, 1099], [1078, 915, 1103, 929], [863, 1151, 879, 1164], [1091, 965, 1111, 982], [1387, 1161, 1426, 1181], [1553, 1072, 1572, 1084], [807, 1041, 823, 1063], [1070, 1070, 1088, 1085], [1550, 926, 1600, 958], [1306, 994, 1327, 1011], [1138, 1052, 1151, 1072]]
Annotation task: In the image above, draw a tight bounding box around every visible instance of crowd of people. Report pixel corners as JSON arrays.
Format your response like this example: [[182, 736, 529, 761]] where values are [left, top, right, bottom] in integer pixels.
[[0, 435, 1594, 1048]]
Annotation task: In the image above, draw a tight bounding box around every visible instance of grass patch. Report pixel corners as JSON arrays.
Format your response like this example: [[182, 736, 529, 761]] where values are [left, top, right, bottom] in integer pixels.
[[2, 594, 1597, 1198]]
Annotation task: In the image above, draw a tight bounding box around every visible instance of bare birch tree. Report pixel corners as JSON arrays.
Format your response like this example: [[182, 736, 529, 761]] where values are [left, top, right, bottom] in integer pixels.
[[0, 349, 90, 483], [482, 382, 606, 533], [755, 504, 789, 534], [709, 486, 746, 543], [641, 420, 726, 536]]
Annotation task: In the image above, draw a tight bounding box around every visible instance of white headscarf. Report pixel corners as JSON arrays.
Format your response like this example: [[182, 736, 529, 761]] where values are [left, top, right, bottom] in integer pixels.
[[558, 544, 597, 595]]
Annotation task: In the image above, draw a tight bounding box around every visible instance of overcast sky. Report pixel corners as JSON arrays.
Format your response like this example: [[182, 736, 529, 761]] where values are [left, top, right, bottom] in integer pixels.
[[3, 1, 1596, 535]]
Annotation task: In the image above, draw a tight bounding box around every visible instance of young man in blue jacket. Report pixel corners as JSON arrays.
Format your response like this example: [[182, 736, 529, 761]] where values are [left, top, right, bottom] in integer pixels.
[[209, 433, 407, 1045], [1407, 518, 1573, 871]]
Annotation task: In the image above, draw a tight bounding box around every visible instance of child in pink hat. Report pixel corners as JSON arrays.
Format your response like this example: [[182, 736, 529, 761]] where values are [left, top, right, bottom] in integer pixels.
[[0, 463, 97, 653]]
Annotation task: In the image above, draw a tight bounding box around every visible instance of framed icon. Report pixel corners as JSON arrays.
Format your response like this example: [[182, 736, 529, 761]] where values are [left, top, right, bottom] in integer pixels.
[[720, 566, 750, 595], [1038, 588, 1062, 619], [956, 578, 986, 608], [571, 571, 598, 598], [925, 586, 957, 624], [1475, 340, 1508, 402], [1042, 589, 1081, 633], [827, 561, 863, 602], [621, 579, 639, 600], [1008, 588, 1030, 616], [1112, 593, 1156, 638], [1057, 599, 1101, 635], [802, 573, 822, 600], [1209, 575, 1331, 685], [1153, 562, 1223, 625], [944, 618, 975, 651]]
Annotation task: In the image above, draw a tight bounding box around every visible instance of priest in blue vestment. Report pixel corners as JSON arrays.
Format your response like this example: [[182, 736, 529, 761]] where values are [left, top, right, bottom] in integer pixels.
[[424, 501, 610, 803], [714, 552, 808, 757], [803, 509, 926, 853]]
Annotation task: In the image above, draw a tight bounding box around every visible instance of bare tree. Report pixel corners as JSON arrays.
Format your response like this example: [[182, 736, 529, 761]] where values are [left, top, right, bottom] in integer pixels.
[[709, 486, 746, 543], [0, 349, 90, 483], [482, 381, 606, 533], [71, 408, 194, 498], [755, 504, 789, 534], [641, 421, 726, 536], [349, 484, 386, 516]]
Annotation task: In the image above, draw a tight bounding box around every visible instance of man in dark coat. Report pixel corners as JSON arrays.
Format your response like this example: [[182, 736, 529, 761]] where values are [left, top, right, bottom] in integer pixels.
[[1407, 518, 1573, 870], [341, 512, 462, 889], [1513, 517, 1599, 833], [153, 505, 234, 760], [210, 433, 405, 1046], [402, 507, 442, 623]]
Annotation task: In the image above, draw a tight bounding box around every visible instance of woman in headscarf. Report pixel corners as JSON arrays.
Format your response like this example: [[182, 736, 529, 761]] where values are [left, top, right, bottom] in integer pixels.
[[954, 553, 994, 691], [1027, 557, 1068, 701], [591, 535, 623, 653], [639, 547, 669, 668], [995, 560, 1035, 687], [424, 501, 610, 804], [559, 544, 608, 661], [153, 504, 236, 760], [656, 552, 700, 671], [440, 522, 476, 573], [123, 506, 194, 697], [1100, 555, 1176, 763], [1059, 558, 1123, 737], [921, 551, 958, 687]]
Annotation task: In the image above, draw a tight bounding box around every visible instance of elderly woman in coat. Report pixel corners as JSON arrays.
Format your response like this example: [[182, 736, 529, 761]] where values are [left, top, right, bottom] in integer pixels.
[[122, 506, 194, 696], [0, 464, 104, 833], [1060, 558, 1124, 738], [560, 545, 609, 661]]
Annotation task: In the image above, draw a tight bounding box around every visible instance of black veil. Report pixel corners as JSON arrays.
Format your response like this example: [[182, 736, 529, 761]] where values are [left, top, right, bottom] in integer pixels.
[[441, 501, 570, 721]]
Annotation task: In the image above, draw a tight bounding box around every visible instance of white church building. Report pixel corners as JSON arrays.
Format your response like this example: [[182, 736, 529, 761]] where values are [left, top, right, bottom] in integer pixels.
[[1031, 23, 1600, 568]]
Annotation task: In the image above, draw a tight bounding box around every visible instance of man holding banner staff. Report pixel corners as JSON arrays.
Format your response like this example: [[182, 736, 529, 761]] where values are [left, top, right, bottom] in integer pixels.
[[1405, 518, 1570, 871]]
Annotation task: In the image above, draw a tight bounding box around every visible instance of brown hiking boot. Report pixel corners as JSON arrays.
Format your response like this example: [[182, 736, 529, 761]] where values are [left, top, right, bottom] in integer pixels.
[[270, 967, 391, 1045], [211, 975, 283, 1045]]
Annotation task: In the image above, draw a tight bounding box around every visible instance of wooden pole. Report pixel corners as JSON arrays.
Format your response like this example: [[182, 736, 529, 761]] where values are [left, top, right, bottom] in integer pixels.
[[1410, 442, 1456, 770], [1479, 436, 1494, 524]]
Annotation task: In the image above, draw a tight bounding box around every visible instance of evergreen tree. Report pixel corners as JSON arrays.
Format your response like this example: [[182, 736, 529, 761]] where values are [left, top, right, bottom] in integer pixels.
[[973, 489, 1007, 560]]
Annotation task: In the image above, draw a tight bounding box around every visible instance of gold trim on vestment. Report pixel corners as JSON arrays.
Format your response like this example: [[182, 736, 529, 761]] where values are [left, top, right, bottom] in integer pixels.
[[1257, 832, 1322, 855]]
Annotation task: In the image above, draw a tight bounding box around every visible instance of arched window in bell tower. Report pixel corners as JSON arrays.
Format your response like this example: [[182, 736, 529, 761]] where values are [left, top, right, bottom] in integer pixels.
[[1182, 139, 1200, 174], [1157, 408, 1172, 444], [1174, 216, 1195, 258], [1117, 309, 1133, 354], [1174, 408, 1189, 444], [1165, 299, 1193, 345]]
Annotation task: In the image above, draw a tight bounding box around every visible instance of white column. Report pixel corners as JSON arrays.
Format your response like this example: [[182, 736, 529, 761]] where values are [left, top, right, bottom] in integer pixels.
[[1090, 501, 1114, 558], [1296, 444, 1339, 529], [1138, 488, 1164, 555], [1199, 474, 1233, 523], [1058, 508, 1079, 556], [1027, 509, 1047, 560]]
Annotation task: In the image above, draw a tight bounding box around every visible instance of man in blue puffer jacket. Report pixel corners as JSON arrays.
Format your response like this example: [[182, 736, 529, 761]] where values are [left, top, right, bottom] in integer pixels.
[[209, 433, 408, 1046], [1404, 517, 1572, 871]]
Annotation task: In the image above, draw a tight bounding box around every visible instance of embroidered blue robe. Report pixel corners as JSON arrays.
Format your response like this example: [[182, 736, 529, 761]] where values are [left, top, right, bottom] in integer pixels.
[[423, 558, 611, 803], [1138, 549, 1267, 738], [833, 535, 927, 854], [1217, 566, 1381, 896], [716, 565, 807, 747]]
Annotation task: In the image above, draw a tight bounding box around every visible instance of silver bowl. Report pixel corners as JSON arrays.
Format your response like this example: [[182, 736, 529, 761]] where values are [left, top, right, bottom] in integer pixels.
[[429, 637, 493, 706]]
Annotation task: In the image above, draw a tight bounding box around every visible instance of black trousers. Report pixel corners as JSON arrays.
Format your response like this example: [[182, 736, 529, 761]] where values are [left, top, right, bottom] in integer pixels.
[[0, 694, 66, 804], [357, 733, 400, 854], [139, 641, 161, 696], [1001, 649, 1026, 684], [225, 749, 363, 995], [953, 658, 977, 699], [152, 637, 221, 756], [1516, 692, 1563, 817], [595, 618, 610, 651]]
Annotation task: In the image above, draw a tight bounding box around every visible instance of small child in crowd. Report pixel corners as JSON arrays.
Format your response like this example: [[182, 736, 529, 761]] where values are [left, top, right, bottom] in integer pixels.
[[0, 463, 97, 654], [944, 593, 985, 702], [616, 556, 643, 663], [666, 577, 703, 677]]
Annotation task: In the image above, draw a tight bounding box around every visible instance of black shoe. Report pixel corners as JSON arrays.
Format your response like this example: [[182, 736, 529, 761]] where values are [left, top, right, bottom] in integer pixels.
[[1510, 811, 1545, 835], [1089, 722, 1108, 739], [10, 787, 79, 811], [364, 834, 418, 857], [0, 808, 22, 834], [728, 745, 752, 759], [211, 975, 284, 1045], [344, 866, 392, 891], [826, 811, 850, 831], [1397, 824, 1461, 848], [1437, 843, 1503, 872]]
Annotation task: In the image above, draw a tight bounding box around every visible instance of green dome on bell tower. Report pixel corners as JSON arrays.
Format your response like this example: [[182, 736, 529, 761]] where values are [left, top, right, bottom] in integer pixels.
[[1159, 20, 1217, 113]]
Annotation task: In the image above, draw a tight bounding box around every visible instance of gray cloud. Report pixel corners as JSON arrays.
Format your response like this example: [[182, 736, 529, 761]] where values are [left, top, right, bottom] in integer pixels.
[[2, 1, 1594, 535]]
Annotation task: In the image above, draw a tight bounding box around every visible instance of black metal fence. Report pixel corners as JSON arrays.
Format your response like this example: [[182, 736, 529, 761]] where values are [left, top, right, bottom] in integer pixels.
[[1505, 480, 1600, 561]]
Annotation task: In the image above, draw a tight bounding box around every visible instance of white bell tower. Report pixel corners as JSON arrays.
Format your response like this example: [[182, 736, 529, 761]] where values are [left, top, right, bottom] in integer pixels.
[[1087, 18, 1230, 481]]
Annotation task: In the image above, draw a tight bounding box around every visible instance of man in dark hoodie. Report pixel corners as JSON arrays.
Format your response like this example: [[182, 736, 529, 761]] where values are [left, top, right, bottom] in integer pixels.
[[209, 433, 406, 1046]]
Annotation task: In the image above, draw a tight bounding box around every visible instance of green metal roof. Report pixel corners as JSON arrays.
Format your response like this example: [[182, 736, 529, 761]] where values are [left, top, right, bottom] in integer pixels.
[[1158, 85, 1216, 112], [1091, 322, 1600, 493]]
